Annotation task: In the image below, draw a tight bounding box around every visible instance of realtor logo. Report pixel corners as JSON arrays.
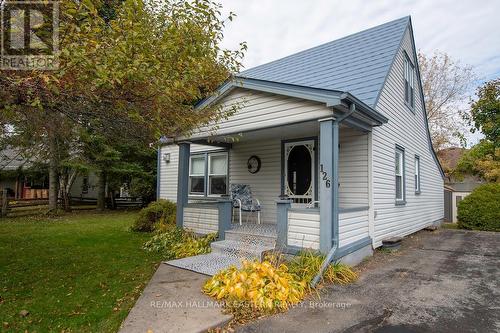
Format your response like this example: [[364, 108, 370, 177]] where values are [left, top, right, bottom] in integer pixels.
[[1, 0, 59, 70]]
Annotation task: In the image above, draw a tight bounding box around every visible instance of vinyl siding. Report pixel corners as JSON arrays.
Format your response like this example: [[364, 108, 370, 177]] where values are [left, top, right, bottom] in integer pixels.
[[339, 128, 369, 207], [192, 88, 332, 138], [158, 144, 223, 201], [339, 209, 370, 247], [229, 139, 282, 225], [287, 209, 320, 250], [183, 205, 219, 234], [286, 208, 369, 250], [371, 27, 444, 247]]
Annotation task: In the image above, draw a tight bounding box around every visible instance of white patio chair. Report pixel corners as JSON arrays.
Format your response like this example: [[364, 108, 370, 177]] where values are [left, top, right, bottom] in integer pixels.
[[229, 184, 261, 225]]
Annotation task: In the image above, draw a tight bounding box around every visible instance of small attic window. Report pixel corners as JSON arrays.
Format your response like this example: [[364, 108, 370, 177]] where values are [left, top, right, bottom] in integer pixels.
[[404, 52, 415, 109]]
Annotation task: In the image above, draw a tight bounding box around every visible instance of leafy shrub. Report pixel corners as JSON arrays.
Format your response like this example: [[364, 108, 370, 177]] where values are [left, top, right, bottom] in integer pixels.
[[288, 250, 358, 289], [457, 183, 500, 231], [203, 250, 358, 317], [203, 260, 306, 313], [143, 227, 217, 260], [131, 199, 176, 232]]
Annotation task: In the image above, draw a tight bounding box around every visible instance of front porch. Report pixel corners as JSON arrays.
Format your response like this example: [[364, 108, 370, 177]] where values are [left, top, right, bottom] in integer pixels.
[[173, 118, 372, 255]]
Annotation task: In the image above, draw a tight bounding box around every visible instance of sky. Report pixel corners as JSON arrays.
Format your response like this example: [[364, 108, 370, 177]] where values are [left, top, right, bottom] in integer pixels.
[[218, 0, 500, 145]]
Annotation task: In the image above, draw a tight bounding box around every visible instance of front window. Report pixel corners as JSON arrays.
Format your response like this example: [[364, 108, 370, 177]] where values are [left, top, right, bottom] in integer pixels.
[[189, 155, 205, 194], [404, 53, 415, 108], [208, 153, 228, 195], [189, 152, 228, 196], [395, 146, 405, 204]]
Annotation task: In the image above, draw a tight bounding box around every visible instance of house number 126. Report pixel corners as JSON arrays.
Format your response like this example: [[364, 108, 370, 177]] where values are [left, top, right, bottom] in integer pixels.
[[320, 164, 331, 188]]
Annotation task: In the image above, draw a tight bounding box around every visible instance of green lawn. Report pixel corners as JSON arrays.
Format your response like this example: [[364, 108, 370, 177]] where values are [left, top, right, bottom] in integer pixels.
[[0, 211, 162, 332]]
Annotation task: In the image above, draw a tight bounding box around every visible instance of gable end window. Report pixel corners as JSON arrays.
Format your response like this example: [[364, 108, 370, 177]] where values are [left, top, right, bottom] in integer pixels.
[[189, 152, 228, 196], [415, 155, 421, 194], [395, 145, 406, 205], [404, 53, 415, 109]]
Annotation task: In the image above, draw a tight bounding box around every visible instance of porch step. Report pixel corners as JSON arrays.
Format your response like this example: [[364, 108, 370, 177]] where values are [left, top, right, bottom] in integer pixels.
[[165, 225, 278, 276], [210, 240, 274, 260], [224, 224, 278, 247], [166, 253, 243, 276], [224, 231, 277, 247]]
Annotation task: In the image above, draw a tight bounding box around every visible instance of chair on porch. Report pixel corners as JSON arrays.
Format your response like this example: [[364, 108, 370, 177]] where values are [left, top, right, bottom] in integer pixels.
[[230, 184, 261, 225]]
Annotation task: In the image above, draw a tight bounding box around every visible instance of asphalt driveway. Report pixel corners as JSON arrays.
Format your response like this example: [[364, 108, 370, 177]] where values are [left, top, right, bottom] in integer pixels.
[[238, 229, 500, 333]]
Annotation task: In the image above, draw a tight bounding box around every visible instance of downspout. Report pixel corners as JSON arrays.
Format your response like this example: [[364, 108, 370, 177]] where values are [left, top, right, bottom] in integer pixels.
[[312, 102, 355, 287], [156, 144, 161, 200]]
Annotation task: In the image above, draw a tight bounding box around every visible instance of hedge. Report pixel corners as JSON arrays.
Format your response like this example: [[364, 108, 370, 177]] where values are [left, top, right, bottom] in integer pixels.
[[457, 183, 500, 231]]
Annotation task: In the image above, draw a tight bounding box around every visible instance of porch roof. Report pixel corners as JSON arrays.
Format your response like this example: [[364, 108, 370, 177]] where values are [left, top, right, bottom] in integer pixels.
[[195, 77, 388, 128]]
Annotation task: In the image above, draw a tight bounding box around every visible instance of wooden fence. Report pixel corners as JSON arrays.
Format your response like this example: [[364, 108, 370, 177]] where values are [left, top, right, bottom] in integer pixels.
[[0, 191, 144, 218]]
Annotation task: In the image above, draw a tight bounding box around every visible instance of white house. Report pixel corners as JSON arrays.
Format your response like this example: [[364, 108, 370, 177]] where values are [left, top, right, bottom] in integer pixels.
[[158, 16, 444, 271]]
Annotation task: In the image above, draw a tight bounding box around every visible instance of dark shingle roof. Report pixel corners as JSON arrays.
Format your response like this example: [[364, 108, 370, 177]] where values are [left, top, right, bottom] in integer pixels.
[[238, 16, 409, 107], [0, 148, 29, 171]]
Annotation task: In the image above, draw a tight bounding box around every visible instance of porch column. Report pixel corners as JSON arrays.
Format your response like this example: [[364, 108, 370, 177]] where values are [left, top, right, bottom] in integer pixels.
[[319, 118, 339, 253], [276, 198, 293, 247], [176, 142, 190, 228], [217, 198, 233, 240]]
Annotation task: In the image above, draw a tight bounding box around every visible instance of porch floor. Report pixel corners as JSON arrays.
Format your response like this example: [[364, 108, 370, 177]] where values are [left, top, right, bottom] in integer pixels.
[[165, 223, 277, 276], [228, 223, 277, 238]]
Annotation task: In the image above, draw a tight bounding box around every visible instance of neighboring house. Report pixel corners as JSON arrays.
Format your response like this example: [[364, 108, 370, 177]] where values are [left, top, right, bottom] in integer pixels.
[[157, 16, 444, 264], [69, 172, 100, 199], [0, 148, 49, 199], [438, 147, 485, 222], [0, 148, 99, 200]]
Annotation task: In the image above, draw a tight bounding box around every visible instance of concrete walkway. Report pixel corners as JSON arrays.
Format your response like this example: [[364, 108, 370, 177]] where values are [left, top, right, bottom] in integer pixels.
[[119, 264, 232, 333]]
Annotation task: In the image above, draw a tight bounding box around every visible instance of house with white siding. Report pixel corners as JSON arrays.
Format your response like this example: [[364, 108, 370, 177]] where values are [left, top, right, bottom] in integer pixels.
[[159, 16, 444, 273]]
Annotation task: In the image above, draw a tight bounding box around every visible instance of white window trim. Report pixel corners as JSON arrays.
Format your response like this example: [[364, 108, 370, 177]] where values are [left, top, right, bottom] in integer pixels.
[[415, 155, 421, 194], [189, 154, 206, 195], [404, 53, 415, 109], [188, 151, 228, 197], [395, 145, 406, 205], [207, 152, 229, 196]]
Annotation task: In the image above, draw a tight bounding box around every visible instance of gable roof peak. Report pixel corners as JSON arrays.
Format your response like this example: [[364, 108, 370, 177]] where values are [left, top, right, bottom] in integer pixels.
[[237, 16, 410, 107]]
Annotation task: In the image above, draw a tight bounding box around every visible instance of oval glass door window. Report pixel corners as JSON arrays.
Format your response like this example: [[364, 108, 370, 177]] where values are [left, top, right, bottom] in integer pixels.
[[287, 145, 312, 195]]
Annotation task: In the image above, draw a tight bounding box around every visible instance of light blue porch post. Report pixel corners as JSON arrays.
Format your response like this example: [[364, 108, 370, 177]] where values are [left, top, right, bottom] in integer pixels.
[[176, 142, 190, 228], [319, 118, 339, 253], [276, 198, 292, 247], [217, 199, 232, 240]]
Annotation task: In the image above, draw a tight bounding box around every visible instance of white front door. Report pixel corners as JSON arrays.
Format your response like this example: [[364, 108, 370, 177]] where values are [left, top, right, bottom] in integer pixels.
[[283, 140, 315, 206]]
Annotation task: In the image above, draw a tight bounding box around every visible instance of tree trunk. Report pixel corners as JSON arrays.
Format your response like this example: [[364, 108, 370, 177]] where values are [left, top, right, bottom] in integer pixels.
[[1, 188, 8, 217], [97, 170, 106, 211], [48, 130, 59, 212], [109, 190, 116, 210], [59, 169, 78, 212]]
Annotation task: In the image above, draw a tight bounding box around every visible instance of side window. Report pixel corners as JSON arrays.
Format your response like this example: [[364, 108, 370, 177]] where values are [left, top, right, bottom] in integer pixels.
[[414, 155, 421, 194], [395, 146, 406, 204], [404, 53, 415, 109]]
